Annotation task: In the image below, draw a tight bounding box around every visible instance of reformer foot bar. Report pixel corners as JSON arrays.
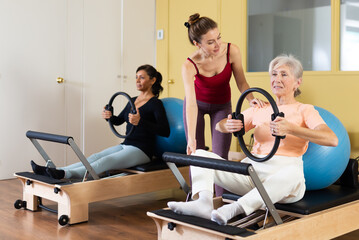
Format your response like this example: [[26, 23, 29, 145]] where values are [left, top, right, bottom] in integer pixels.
[[147, 153, 359, 240], [14, 131, 189, 226]]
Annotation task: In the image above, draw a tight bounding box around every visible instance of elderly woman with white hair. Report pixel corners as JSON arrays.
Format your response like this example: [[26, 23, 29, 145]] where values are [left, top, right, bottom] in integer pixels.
[[167, 54, 338, 225]]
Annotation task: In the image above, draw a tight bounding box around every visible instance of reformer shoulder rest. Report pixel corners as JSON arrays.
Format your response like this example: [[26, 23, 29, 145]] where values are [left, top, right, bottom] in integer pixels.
[[128, 158, 169, 172], [128, 157, 186, 172]]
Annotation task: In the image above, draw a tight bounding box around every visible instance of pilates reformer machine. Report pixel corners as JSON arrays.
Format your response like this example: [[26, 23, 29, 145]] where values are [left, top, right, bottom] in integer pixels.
[[147, 88, 359, 239], [13, 92, 189, 226], [13, 131, 189, 226], [148, 153, 359, 240]]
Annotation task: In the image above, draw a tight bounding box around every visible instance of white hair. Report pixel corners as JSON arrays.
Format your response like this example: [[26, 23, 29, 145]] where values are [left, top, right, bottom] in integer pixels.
[[269, 54, 303, 97]]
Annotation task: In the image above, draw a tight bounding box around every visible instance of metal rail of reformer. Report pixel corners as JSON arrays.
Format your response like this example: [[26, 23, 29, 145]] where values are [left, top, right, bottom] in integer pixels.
[[26, 130, 99, 181]]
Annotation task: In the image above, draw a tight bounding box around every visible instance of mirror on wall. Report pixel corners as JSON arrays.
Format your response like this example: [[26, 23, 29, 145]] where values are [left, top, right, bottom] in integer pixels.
[[340, 0, 359, 71], [247, 0, 331, 72]]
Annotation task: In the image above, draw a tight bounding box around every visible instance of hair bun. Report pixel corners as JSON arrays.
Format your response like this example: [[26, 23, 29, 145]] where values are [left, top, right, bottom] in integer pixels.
[[188, 13, 200, 25]]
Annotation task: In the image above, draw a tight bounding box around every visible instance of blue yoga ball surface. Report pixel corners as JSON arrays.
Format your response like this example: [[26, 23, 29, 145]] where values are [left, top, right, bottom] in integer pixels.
[[303, 106, 350, 190], [155, 98, 187, 158]]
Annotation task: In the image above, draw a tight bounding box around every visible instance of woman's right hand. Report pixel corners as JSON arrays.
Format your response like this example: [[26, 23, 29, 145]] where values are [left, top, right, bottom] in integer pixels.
[[186, 138, 196, 155], [224, 114, 243, 133], [216, 114, 243, 134], [102, 107, 112, 119]]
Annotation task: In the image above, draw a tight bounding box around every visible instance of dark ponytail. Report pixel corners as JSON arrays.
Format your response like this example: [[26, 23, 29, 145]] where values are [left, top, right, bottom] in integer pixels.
[[136, 64, 163, 98]]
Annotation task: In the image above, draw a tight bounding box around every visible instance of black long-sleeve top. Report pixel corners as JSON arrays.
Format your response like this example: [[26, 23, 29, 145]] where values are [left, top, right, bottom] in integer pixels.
[[109, 97, 170, 158]]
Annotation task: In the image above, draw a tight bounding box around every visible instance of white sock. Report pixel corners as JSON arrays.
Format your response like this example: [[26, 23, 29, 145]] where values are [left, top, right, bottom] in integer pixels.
[[167, 190, 213, 219], [211, 202, 244, 225]]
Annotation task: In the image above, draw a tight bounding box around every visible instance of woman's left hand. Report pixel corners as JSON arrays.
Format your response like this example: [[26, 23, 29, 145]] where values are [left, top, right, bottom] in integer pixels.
[[270, 116, 292, 136], [129, 108, 140, 126], [250, 98, 268, 108]]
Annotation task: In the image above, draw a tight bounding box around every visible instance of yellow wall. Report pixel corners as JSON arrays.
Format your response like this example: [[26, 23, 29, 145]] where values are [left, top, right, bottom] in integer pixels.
[[156, 0, 359, 158]]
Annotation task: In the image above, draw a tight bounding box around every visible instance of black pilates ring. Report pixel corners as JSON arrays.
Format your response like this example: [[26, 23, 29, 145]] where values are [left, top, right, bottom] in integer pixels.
[[105, 92, 136, 138], [233, 87, 285, 162]]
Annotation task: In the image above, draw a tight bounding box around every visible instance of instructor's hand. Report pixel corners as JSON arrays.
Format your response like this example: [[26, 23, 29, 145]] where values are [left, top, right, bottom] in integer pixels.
[[250, 98, 268, 108], [187, 138, 196, 155]]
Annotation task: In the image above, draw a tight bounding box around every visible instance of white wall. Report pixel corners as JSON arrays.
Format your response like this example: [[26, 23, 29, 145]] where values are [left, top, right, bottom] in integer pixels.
[[0, 0, 156, 179]]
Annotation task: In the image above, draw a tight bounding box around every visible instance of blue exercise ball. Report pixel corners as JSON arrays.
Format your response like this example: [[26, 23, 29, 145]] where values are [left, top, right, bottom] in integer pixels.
[[155, 98, 187, 158], [303, 106, 350, 190]]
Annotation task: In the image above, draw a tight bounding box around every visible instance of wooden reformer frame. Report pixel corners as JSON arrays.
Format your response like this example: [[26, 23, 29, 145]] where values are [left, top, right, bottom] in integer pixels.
[[14, 131, 189, 226], [147, 152, 359, 240]]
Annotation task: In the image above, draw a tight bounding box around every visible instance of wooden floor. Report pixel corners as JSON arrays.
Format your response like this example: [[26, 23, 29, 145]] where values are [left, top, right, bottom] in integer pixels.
[[1, 178, 359, 240], [1, 178, 187, 240]]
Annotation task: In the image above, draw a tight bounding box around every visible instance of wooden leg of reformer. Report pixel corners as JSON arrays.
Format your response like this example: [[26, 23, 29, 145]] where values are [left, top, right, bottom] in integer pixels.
[[150, 216, 163, 240], [58, 201, 89, 224], [55, 187, 89, 224], [18, 178, 39, 211], [23, 191, 39, 211]]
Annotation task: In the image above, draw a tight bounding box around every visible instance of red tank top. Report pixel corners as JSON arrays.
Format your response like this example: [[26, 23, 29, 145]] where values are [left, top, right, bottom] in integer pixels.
[[187, 43, 232, 104]]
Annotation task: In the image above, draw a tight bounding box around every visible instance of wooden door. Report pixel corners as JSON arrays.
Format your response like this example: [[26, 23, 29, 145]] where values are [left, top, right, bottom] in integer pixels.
[[82, 0, 124, 156], [82, 0, 156, 157], [122, 0, 156, 98], [0, 0, 67, 179], [0, 0, 158, 179]]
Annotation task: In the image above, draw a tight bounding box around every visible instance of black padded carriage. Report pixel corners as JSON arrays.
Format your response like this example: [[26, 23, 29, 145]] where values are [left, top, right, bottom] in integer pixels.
[[223, 158, 359, 215]]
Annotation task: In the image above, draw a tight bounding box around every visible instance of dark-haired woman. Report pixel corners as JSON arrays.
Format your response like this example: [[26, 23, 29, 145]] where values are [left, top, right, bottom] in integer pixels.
[[183, 13, 264, 195], [31, 64, 170, 179], [183, 13, 264, 158]]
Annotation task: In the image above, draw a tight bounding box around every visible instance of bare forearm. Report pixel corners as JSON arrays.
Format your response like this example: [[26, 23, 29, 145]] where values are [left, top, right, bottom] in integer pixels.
[[215, 119, 229, 133], [186, 101, 198, 140], [215, 115, 243, 134], [289, 124, 338, 147]]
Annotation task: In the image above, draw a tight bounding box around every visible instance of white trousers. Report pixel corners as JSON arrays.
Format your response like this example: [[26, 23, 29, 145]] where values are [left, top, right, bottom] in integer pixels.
[[191, 150, 306, 215]]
